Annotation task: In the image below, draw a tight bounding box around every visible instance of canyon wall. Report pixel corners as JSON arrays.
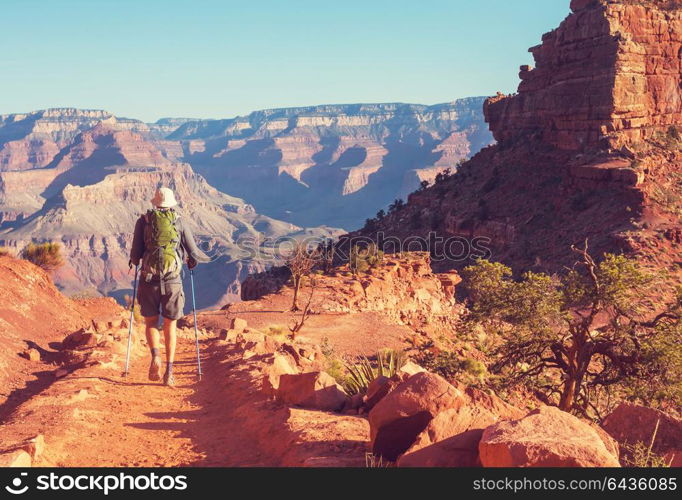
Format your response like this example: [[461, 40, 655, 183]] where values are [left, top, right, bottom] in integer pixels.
[[351, 0, 681, 276], [0, 124, 339, 308], [0, 101, 492, 234], [485, 0, 682, 151], [169, 100, 493, 229], [0, 109, 152, 171], [0, 101, 492, 303]]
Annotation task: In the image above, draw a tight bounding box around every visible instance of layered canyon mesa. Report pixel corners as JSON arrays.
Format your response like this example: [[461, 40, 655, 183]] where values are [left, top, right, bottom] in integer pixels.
[[167, 100, 493, 229], [353, 0, 682, 277], [0, 120, 339, 308], [0, 100, 490, 306]]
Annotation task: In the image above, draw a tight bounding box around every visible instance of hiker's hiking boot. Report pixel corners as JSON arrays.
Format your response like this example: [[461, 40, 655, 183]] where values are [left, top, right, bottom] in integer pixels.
[[148, 356, 162, 381], [163, 365, 175, 387]]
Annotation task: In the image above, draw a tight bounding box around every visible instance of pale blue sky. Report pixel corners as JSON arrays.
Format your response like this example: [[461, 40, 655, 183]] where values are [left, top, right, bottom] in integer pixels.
[[1, 0, 569, 121]]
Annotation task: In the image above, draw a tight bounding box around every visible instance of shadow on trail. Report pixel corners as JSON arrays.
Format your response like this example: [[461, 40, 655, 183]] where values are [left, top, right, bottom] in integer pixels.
[[124, 338, 278, 466], [68, 376, 160, 388], [0, 339, 71, 423], [0, 370, 57, 424], [124, 338, 368, 466]]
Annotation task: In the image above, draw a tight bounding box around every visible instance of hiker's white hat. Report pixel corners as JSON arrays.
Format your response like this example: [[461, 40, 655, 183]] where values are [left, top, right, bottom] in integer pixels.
[[151, 187, 177, 208]]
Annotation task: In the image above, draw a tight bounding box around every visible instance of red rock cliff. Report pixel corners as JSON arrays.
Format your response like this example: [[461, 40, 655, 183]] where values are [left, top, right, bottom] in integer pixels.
[[485, 0, 682, 151]]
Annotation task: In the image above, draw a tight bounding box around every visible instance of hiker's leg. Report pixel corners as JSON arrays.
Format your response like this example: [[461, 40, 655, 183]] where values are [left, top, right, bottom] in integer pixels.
[[160, 283, 182, 386], [145, 315, 163, 381], [162, 318, 177, 364], [144, 315, 161, 353]]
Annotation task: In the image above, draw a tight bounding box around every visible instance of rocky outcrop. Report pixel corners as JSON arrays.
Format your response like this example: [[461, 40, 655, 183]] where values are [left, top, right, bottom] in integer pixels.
[[479, 406, 621, 467], [320, 254, 462, 331], [485, 0, 682, 152], [368, 372, 465, 461], [366, 371, 529, 464], [602, 402, 682, 466], [240, 253, 462, 334], [351, 0, 682, 276], [397, 388, 525, 467], [0, 109, 151, 171], [276, 372, 348, 412]]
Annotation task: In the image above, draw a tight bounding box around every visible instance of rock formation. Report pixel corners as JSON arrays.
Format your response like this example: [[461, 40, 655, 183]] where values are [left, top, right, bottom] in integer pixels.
[[0, 123, 338, 308], [350, 0, 682, 276], [397, 388, 525, 467], [602, 402, 682, 466], [486, 0, 682, 152], [0, 100, 491, 302], [168, 100, 493, 229], [0, 101, 492, 231], [479, 406, 621, 467], [0, 109, 150, 171], [240, 252, 462, 335]]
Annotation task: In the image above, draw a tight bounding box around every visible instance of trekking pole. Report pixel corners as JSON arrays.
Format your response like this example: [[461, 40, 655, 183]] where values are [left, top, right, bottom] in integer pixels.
[[189, 268, 203, 380], [123, 264, 139, 377]]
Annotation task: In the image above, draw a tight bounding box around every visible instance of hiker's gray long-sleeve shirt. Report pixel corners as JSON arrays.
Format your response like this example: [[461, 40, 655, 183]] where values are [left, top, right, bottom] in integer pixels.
[[129, 214, 208, 281]]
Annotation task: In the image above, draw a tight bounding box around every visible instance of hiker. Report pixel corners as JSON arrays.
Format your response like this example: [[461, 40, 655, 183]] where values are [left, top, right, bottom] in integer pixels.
[[129, 187, 208, 386]]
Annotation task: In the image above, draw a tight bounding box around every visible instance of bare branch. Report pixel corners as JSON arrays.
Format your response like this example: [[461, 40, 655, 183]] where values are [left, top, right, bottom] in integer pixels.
[[288, 277, 317, 338]]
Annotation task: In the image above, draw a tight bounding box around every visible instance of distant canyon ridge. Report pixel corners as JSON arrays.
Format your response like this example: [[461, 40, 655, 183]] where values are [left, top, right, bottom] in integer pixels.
[[0, 100, 492, 307]]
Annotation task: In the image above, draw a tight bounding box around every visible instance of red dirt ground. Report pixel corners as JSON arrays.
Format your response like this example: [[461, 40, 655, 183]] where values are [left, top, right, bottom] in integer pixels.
[[0, 256, 122, 409], [0, 258, 425, 467], [0, 330, 369, 466]]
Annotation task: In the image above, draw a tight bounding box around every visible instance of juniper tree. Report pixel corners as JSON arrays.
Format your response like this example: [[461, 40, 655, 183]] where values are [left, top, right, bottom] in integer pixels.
[[462, 243, 681, 415]]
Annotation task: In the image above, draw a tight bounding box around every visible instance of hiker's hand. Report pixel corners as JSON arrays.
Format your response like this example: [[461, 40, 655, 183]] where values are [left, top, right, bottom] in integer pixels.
[[187, 258, 197, 269]]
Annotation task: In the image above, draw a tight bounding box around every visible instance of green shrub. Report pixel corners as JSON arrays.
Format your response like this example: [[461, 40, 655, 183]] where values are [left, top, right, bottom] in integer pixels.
[[622, 420, 673, 467], [21, 242, 64, 271], [461, 358, 487, 378], [349, 243, 384, 275], [344, 357, 376, 395], [667, 125, 681, 143], [264, 325, 286, 336], [416, 350, 487, 381], [324, 357, 346, 386], [320, 336, 335, 357], [388, 199, 405, 213], [418, 351, 462, 379]]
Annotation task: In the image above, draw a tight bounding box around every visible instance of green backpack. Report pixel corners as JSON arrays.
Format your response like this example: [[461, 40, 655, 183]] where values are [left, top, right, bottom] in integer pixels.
[[141, 208, 182, 281]]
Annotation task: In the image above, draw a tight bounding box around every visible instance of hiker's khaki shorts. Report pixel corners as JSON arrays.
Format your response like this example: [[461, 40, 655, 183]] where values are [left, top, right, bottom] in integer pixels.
[[137, 280, 185, 320]]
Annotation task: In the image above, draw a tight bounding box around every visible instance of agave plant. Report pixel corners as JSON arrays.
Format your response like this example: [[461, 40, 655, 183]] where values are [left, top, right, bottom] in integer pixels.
[[377, 348, 407, 377], [343, 357, 374, 396], [343, 349, 407, 396]]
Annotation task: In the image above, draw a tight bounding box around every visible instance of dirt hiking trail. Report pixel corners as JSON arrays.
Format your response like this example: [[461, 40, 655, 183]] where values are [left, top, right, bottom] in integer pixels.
[[1, 338, 269, 466], [0, 320, 371, 468]]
